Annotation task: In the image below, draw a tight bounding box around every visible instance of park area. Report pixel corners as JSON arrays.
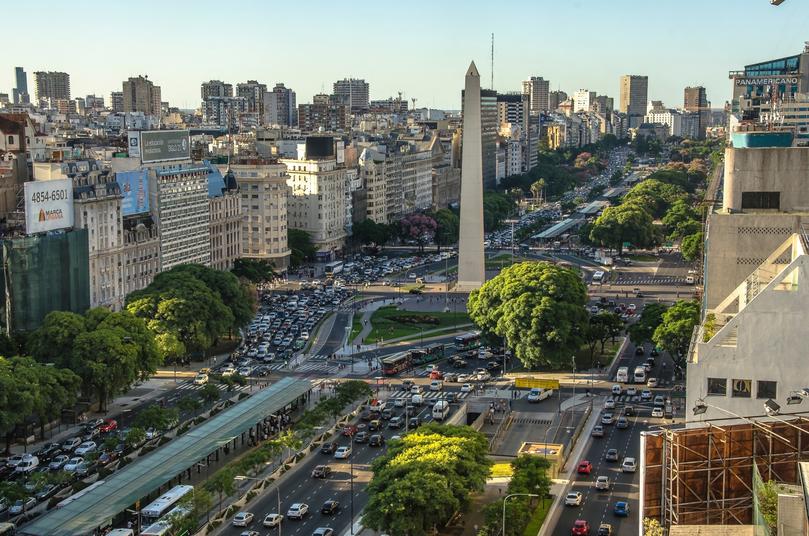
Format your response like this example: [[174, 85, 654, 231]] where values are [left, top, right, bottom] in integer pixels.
[[360, 305, 471, 344]]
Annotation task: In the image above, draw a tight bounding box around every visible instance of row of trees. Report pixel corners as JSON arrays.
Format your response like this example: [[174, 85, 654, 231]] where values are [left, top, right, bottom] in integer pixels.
[[482, 456, 552, 536], [628, 300, 700, 368], [363, 424, 490, 536], [351, 209, 461, 252]]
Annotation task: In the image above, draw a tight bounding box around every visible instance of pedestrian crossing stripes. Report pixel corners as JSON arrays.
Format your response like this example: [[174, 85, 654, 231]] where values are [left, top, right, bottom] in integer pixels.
[[612, 276, 691, 286], [173, 381, 251, 393], [386, 389, 471, 400]]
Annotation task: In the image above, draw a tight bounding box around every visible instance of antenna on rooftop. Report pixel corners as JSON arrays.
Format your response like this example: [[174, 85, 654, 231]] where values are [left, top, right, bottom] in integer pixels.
[[491, 33, 495, 90]]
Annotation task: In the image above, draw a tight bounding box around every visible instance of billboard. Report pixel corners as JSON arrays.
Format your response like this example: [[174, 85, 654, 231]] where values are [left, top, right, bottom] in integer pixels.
[[127, 131, 141, 158], [513, 377, 560, 390], [116, 169, 150, 216], [140, 130, 190, 163], [24, 179, 74, 234]]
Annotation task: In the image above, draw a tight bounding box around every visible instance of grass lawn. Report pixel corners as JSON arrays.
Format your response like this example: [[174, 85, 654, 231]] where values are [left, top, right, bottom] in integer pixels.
[[349, 314, 363, 342], [490, 462, 514, 478], [523, 497, 552, 536], [365, 305, 471, 344], [575, 338, 623, 370], [626, 253, 659, 262], [392, 324, 474, 344]]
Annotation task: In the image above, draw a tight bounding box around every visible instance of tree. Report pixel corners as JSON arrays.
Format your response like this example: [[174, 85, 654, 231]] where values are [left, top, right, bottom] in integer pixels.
[[609, 170, 624, 186], [169, 488, 214, 535], [628, 303, 668, 345], [167, 265, 254, 330], [681, 231, 704, 262], [529, 179, 546, 201], [643, 517, 665, 536], [96, 310, 162, 381], [28, 311, 87, 366], [432, 209, 459, 251], [662, 199, 701, 240], [652, 300, 700, 366], [124, 427, 146, 450], [0, 359, 36, 453], [399, 213, 437, 252], [468, 262, 589, 369], [585, 313, 624, 360], [205, 467, 236, 514], [623, 179, 687, 218], [482, 455, 551, 536], [155, 332, 185, 367], [177, 396, 202, 414], [71, 326, 141, 411], [232, 258, 277, 283], [199, 383, 220, 404], [589, 202, 655, 256], [483, 192, 515, 231], [134, 404, 179, 432], [12, 357, 80, 438], [288, 229, 316, 267], [353, 219, 392, 247]]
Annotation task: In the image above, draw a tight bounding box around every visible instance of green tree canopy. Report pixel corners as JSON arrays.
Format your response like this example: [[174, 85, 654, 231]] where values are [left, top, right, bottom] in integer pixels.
[[662, 199, 701, 240], [432, 209, 459, 250], [468, 262, 588, 368], [628, 302, 668, 345], [589, 202, 656, 256], [28, 311, 87, 366], [585, 312, 624, 360], [681, 231, 704, 262], [232, 258, 278, 283], [652, 300, 700, 366], [288, 229, 316, 267], [353, 219, 393, 246], [622, 179, 687, 218]]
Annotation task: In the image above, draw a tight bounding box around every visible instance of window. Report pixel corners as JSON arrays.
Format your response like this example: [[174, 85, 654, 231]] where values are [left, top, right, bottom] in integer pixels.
[[741, 191, 780, 210], [707, 378, 727, 396], [732, 379, 752, 398], [757, 380, 777, 400]]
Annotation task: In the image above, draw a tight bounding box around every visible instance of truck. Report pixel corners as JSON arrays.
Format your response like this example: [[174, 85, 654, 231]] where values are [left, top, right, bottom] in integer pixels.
[[616, 367, 629, 383]]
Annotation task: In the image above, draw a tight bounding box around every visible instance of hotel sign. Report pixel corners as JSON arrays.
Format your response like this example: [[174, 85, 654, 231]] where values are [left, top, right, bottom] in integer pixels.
[[735, 76, 799, 86]]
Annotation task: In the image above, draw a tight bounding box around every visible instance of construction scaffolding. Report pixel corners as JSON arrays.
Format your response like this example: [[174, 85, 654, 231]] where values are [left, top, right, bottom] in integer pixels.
[[642, 416, 809, 529]]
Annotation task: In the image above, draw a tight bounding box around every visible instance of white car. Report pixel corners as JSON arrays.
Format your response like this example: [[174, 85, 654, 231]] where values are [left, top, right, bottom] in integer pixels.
[[429, 380, 443, 391], [63, 456, 84, 472], [334, 446, 352, 459], [601, 413, 614, 425], [263, 513, 283, 527], [651, 407, 664, 418], [604, 398, 616, 409], [410, 385, 423, 395], [565, 492, 583, 506], [393, 398, 405, 407], [286, 503, 309, 520], [193, 373, 208, 385], [626, 387, 637, 396], [641, 390, 652, 400], [647, 378, 659, 388], [221, 367, 236, 377], [527, 388, 552, 403], [460, 383, 473, 393], [595, 476, 610, 490], [611, 384, 622, 395], [232, 511, 254, 527], [74, 441, 96, 456], [622, 457, 637, 473]]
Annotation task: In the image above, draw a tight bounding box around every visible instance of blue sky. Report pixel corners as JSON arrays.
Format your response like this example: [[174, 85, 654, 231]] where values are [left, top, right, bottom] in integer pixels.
[[4, 0, 809, 111]]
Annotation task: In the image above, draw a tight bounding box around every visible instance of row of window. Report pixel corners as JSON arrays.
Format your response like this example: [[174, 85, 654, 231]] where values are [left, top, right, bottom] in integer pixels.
[[707, 377, 776, 399]]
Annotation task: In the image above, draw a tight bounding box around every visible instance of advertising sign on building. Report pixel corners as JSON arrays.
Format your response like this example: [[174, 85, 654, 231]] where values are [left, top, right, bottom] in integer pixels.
[[140, 130, 190, 163], [116, 170, 150, 216], [24, 179, 74, 234], [127, 131, 141, 158]]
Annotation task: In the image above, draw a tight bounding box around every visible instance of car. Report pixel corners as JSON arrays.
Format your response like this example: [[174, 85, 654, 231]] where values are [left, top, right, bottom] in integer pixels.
[[571, 520, 590, 535], [36, 442, 63, 459], [460, 383, 473, 393], [429, 370, 444, 380], [75, 460, 94, 476], [409, 416, 420, 429], [320, 441, 338, 455], [605, 449, 619, 462], [341, 425, 357, 437], [641, 390, 652, 400], [63, 456, 84, 472], [626, 387, 637, 396], [598, 523, 613, 535], [410, 385, 423, 395], [312, 465, 332, 478], [624, 405, 635, 416], [334, 446, 352, 459], [263, 513, 284, 527], [611, 384, 622, 395], [616, 416, 629, 429], [49, 454, 70, 471], [654, 395, 666, 407], [652, 407, 664, 418], [369, 434, 385, 447], [643, 362, 652, 372], [429, 380, 443, 391], [97, 451, 118, 466], [232, 511, 254, 527], [604, 398, 615, 409], [193, 373, 209, 385], [601, 413, 614, 425], [313, 529, 334, 536], [613, 501, 630, 517], [622, 457, 637, 473], [240, 532, 260, 536], [368, 419, 382, 432], [380, 409, 393, 420], [527, 388, 552, 403], [627, 303, 637, 312], [99, 419, 118, 434], [287, 503, 309, 520], [647, 377, 659, 388], [74, 441, 97, 456], [35, 484, 59, 501], [9, 496, 36, 515], [565, 492, 583, 506], [634, 346, 644, 355], [321, 499, 340, 515], [596, 476, 610, 490], [354, 431, 369, 443], [577, 460, 593, 474], [62, 437, 81, 452], [451, 358, 468, 369], [388, 416, 403, 429], [591, 425, 604, 437]]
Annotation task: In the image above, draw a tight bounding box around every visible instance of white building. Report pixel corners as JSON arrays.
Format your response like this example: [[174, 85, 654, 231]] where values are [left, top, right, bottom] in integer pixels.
[[573, 89, 596, 113]]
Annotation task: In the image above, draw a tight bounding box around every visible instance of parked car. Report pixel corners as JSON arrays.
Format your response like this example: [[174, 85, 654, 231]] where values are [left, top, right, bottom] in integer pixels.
[[98, 451, 119, 466], [62, 437, 81, 452], [8, 496, 36, 515], [63, 457, 84, 473], [35, 484, 59, 501], [48, 455, 70, 471], [74, 441, 97, 456]]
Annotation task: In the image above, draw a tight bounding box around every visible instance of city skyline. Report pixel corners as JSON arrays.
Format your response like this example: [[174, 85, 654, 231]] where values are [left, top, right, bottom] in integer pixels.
[[4, 0, 808, 110]]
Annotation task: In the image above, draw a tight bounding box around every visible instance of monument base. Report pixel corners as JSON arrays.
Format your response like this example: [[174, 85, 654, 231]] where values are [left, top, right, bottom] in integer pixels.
[[454, 280, 484, 292]]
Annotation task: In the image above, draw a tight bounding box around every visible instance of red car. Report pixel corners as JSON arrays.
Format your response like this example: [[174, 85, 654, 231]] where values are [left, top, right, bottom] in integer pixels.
[[342, 425, 357, 437], [100, 419, 118, 433], [571, 519, 590, 535], [577, 460, 593, 475]]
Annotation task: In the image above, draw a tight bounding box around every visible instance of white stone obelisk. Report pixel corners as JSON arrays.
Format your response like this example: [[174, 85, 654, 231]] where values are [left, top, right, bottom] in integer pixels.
[[456, 61, 486, 291]]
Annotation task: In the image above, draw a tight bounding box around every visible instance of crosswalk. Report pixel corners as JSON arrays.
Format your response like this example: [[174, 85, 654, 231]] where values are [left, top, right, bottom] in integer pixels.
[[386, 389, 471, 401], [173, 380, 251, 395], [612, 276, 691, 286]]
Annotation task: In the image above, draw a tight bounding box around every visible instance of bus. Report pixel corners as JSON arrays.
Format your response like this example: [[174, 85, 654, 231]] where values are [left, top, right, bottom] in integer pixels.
[[381, 352, 411, 376], [592, 270, 605, 283], [454, 333, 482, 351], [409, 344, 446, 365], [324, 261, 344, 276], [616, 367, 629, 383], [141, 485, 194, 524], [633, 366, 647, 384]]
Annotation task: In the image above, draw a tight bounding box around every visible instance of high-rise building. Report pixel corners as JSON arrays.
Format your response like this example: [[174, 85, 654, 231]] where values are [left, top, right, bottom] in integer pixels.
[[522, 76, 550, 113], [268, 83, 296, 127], [462, 88, 497, 189], [122, 76, 162, 116], [684, 86, 709, 139], [619, 74, 648, 128], [333, 78, 369, 113], [85, 94, 104, 110], [203, 96, 248, 130], [237, 80, 267, 116], [201, 80, 233, 100], [207, 165, 242, 271], [34, 71, 70, 102], [298, 96, 349, 132], [496, 93, 528, 128], [13, 67, 28, 104], [110, 91, 124, 113], [573, 89, 596, 113], [549, 90, 568, 112], [369, 97, 408, 114]]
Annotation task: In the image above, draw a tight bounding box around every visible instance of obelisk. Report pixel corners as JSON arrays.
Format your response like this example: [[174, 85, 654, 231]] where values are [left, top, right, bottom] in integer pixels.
[[456, 61, 485, 291]]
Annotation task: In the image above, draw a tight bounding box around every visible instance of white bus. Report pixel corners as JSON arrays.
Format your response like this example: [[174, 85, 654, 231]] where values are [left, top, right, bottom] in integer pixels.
[[633, 366, 647, 384], [616, 367, 629, 383], [592, 270, 605, 283], [141, 485, 194, 524], [432, 400, 451, 421], [324, 261, 344, 276]]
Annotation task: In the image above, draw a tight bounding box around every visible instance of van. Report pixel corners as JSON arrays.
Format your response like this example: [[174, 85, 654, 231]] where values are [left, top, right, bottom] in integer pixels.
[[432, 401, 450, 421], [14, 455, 39, 474], [411, 394, 423, 406]]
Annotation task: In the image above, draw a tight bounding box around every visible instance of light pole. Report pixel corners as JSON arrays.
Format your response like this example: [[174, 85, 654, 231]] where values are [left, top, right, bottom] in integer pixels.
[[236, 474, 282, 536], [349, 432, 355, 535], [502, 493, 539, 536], [571, 355, 577, 399]]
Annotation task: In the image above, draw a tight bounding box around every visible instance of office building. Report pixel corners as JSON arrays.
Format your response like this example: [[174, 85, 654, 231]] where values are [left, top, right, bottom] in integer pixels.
[[204, 96, 248, 130], [13, 67, 28, 104], [110, 91, 124, 113], [237, 80, 267, 116], [149, 164, 211, 270], [522, 76, 550, 113], [370, 97, 408, 114], [34, 71, 70, 102], [549, 90, 568, 112], [226, 160, 292, 270], [271, 83, 297, 126], [619, 74, 648, 128], [573, 89, 596, 113], [496, 93, 528, 128], [122, 76, 162, 117], [298, 96, 349, 132], [85, 94, 104, 110], [462, 88, 497, 189], [333, 78, 369, 113], [201, 80, 233, 100], [684, 86, 709, 139]]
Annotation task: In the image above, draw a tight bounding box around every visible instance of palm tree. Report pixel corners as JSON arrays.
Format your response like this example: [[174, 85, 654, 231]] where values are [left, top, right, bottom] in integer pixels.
[[530, 179, 546, 203]]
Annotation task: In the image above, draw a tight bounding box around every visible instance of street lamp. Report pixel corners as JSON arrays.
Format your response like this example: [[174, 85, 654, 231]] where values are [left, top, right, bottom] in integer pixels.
[[502, 493, 539, 536], [235, 474, 283, 536]]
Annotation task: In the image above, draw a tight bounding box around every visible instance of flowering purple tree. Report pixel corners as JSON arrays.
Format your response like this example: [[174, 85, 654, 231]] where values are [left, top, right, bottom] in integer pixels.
[[399, 213, 437, 252]]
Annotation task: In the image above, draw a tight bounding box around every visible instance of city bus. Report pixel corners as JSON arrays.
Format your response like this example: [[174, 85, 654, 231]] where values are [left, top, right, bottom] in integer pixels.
[[141, 485, 194, 525], [381, 352, 411, 376], [616, 367, 629, 383], [409, 344, 446, 365], [592, 270, 605, 283], [454, 333, 482, 351], [324, 261, 344, 276]]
